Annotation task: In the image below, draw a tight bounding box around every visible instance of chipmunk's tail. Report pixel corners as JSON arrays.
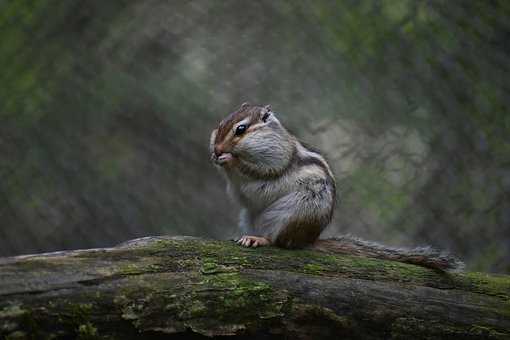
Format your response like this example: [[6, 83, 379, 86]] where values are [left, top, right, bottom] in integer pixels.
[[312, 235, 464, 271]]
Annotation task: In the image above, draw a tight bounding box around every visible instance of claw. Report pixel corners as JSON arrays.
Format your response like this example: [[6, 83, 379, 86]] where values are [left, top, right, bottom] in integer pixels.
[[236, 235, 270, 248]]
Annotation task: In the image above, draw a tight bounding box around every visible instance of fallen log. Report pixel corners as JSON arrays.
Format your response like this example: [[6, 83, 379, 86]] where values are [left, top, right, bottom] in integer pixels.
[[0, 236, 509, 339]]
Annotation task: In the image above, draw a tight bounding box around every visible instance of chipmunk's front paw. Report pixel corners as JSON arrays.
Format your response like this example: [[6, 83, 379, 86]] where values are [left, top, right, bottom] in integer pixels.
[[236, 235, 270, 248]]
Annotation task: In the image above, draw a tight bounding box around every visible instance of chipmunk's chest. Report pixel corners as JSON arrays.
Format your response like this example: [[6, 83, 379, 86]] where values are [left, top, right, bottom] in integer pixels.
[[229, 175, 291, 211]]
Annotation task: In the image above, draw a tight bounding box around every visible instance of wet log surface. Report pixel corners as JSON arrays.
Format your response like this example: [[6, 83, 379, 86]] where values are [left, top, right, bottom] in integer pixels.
[[0, 236, 509, 339]]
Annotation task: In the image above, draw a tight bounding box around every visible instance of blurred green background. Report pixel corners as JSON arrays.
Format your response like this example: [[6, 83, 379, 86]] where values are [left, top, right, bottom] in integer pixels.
[[1, 1, 509, 273]]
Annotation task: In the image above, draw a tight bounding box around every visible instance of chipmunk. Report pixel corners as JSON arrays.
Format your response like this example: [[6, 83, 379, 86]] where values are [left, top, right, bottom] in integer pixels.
[[210, 103, 463, 271]]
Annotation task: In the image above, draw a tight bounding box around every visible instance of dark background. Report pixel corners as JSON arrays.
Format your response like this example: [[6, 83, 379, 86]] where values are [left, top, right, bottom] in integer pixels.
[[1, 1, 509, 273]]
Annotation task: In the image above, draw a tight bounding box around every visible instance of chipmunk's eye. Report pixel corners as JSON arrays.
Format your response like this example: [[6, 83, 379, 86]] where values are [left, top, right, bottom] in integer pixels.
[[235, 124, 247, 136]]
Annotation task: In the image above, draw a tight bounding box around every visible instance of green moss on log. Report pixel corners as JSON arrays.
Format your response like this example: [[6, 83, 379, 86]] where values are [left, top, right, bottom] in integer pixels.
[[1, 237, 509, 339]]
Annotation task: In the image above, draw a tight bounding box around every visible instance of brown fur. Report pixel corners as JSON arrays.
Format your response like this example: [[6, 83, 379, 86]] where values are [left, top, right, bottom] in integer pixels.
[[312, 237, 463, 271], [215, 104, 261, 144], [212, 103, 463, 272], [274, 219, 323, 249]]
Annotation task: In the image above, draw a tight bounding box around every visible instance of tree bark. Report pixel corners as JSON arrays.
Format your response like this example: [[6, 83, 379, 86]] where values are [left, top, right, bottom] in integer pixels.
[[0, 236, 509, 339]]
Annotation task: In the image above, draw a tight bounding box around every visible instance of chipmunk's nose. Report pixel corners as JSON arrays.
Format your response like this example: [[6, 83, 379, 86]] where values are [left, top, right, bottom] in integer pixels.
[[214, 145, 224, 157], [213, 144, 233, 165]]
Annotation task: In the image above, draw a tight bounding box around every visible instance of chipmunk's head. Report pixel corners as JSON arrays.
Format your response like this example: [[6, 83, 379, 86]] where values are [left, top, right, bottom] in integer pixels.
[[210, 103, 295, 177]]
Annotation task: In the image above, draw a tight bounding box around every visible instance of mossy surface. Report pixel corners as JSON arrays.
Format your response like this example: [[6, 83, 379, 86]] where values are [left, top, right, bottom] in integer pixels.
[[1, 237, 509, 339], [391, 317, 510, 340], [84, 237, 509, 297], [460, 272, 510, 300]]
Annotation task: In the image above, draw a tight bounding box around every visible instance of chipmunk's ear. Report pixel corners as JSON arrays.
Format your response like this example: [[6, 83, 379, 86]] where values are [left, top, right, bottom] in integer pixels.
[[240, 102, 250, 110], [261, 104, 272, 122]]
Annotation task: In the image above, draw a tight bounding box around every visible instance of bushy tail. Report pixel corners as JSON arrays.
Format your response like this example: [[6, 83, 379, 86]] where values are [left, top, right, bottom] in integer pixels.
[[312, 235, 464, 271]]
